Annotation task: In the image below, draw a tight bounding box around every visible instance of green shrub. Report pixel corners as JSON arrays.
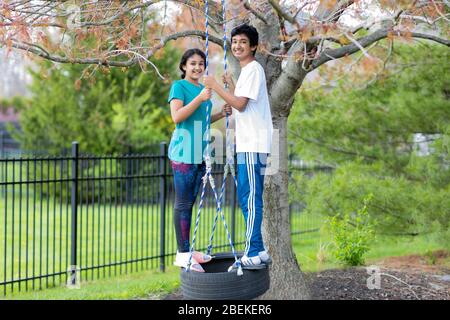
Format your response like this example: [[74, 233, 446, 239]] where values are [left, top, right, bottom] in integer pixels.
[[328, 194, 376, 266]]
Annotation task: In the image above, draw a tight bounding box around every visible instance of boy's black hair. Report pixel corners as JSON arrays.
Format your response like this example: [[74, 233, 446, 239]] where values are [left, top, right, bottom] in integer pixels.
[[179, 48, 206, 79], [231, 24, 259, 56]]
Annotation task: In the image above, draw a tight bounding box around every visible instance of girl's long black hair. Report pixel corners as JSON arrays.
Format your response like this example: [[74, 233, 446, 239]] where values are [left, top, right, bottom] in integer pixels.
[[179, 48, 206, 79]]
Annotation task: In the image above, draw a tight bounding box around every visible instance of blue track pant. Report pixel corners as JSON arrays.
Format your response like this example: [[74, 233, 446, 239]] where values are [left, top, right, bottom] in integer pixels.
[[237, 152, 268, 258]]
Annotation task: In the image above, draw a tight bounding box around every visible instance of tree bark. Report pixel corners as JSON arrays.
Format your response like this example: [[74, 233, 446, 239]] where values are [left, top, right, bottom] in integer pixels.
[[260, 113, 311, 300]]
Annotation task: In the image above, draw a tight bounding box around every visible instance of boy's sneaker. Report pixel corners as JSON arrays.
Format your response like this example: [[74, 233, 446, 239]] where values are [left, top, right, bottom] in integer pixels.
[[227, 255, 265, 272], [241, 255, 262, 267], [259, 251, 272, 265], [174, 251, 205, 272]]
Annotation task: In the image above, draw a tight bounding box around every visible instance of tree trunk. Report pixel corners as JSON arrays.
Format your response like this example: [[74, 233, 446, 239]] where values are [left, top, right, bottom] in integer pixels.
[[260, 113, 311, 300], [229, 2, 310, 298]]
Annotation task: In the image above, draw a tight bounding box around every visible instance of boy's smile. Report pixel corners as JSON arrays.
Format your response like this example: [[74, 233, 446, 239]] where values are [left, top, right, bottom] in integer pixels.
[[231, 34, 257, 62]]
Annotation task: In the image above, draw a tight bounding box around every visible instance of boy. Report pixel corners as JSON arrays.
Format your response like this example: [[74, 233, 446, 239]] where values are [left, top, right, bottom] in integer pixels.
[[204, 24, 273, 268]]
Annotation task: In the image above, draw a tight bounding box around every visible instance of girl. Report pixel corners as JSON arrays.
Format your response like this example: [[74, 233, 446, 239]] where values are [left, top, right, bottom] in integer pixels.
[[168, 48, 231, 272]]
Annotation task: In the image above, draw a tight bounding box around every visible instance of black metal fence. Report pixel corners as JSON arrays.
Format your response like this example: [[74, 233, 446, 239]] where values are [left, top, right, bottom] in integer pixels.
[[0, 141, 321, 296]]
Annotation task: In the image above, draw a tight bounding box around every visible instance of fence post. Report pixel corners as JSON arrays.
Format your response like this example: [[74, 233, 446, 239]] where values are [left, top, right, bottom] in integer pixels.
[[68, 141, 79, 287], [159, 142, 167, 272], [126, 147, 133, 204]]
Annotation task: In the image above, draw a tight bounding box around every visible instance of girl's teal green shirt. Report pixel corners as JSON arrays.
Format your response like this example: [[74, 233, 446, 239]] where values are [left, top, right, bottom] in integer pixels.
[[167, 79, 212, 164]]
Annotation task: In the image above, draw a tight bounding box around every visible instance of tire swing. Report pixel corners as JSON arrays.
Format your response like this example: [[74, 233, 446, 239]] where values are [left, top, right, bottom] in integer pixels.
[[179, 0, 269, 300]]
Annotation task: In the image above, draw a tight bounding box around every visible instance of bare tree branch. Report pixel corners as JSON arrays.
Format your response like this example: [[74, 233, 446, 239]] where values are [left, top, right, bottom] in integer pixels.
[[159, 30, 226, 48], [314, 0, 355, 22], [407, 31, 450, 46], [242, 1, 268, 24], [267, 0, 296, 25], [312, 27, 450, 70], [9, 29, 226, 68], [10, 39, 137, 67]]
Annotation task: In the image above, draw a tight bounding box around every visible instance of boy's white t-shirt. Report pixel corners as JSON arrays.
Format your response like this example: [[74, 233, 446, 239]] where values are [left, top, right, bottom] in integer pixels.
[[234, 60, 273, 154]]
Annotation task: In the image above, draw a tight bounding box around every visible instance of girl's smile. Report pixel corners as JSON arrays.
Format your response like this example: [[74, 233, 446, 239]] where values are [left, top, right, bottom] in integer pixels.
[[182, 54, 205, 84]]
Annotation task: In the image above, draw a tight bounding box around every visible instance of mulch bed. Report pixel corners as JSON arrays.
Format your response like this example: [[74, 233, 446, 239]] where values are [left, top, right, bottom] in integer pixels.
[[163, 250, 450, 300], [307, 267, 449, 300]]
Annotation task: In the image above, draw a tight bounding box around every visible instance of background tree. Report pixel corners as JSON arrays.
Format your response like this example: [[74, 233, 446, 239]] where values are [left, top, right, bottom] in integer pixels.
[[289, 43, 449, 246], [1, 0, 449, 299], [7, 45, 180, 154]]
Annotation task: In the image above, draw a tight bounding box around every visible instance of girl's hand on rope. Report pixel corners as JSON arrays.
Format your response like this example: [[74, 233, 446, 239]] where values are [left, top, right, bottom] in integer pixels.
[[199, 88, 212, 102], [221, 104, 232, 117], [203, 75, 218, 90], [222, 73, 234, 88]]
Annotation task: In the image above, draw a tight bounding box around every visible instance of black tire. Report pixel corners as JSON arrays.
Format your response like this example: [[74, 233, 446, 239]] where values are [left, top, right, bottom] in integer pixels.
[[180, 252, 270, 300]]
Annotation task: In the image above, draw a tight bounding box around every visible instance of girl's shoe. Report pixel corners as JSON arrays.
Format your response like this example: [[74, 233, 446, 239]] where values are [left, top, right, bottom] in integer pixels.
[[192, 251, 212, 264], [174, 251, 205, 272]]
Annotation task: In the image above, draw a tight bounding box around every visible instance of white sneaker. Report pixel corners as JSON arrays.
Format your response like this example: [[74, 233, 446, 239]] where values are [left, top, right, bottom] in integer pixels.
[[174, 251, 204, 272], [258, 251, 272, 265], [192, 251, 212, 264], [241, 255, 262, 266]]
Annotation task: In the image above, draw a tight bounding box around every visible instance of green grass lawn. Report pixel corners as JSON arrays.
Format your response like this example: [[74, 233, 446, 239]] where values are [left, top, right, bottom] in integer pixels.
[[1, 160, 244, 298], [0, 266, 180, 300], [292, 229, 448, 273], [2, 163, 446, 300], [3, 226, 447, 300], [0, 183, 319, 295], [0, 193, 252, 293], [0, 159, 255, 294]]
